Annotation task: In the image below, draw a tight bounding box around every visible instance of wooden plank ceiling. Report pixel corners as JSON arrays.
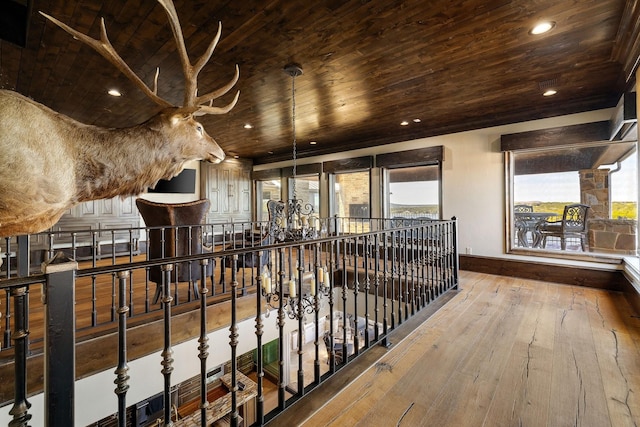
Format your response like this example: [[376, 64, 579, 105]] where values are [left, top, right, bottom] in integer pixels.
[[0, 0, 635, 164]]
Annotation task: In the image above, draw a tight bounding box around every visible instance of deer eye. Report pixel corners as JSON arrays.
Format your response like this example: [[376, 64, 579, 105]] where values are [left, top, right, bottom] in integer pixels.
[[195, 124, 203, 135]]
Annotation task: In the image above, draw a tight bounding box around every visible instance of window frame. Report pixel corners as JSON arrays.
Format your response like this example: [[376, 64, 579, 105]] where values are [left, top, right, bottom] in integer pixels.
[[287, 173, 320, 216], [505, 140, 638, 262], [328, 169, 372, 219], [381, 162, 442, 220]]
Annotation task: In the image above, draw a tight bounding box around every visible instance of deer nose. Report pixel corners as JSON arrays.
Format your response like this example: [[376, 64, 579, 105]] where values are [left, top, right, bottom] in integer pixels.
[[208, 141, 225, 164]]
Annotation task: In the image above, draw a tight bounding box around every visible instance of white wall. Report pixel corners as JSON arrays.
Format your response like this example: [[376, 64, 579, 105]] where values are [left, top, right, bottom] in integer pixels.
[[255, 109, 617, 268]]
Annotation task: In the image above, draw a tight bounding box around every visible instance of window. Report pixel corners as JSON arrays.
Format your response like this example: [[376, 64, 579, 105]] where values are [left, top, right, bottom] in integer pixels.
[[377, 146, 444, 221], [506, 136, 637, 257], [323, 157, 373, 233], [330, 170, 371, 219], [288, 175, 319, 215], [384, 164, 441, 219], [255, 179, 281, 222]]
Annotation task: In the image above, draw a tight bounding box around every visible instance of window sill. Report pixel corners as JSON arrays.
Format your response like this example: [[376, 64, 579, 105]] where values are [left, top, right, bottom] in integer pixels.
[[622, 256, 640, 294], [508, 246, 625, 265]]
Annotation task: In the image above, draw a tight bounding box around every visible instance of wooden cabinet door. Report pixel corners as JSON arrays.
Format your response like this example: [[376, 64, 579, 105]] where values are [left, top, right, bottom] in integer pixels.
[[202, 158, 252, 224]]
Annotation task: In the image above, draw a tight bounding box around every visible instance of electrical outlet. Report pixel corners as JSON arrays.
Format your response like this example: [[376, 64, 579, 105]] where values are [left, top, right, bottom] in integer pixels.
[[465, 247, 472, 254]]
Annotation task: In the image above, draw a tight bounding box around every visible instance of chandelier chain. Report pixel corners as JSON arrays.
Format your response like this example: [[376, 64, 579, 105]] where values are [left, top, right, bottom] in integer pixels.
[[291, 71, 297, 200]]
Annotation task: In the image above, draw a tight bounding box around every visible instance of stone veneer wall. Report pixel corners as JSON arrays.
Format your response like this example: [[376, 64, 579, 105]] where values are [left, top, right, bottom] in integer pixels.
[[579, 169, 609, 219], [588, 219, 637, 255], [580, 169, 636, 254]]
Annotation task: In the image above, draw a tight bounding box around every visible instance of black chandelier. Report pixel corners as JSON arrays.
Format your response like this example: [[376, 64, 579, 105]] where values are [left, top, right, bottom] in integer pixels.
[[260, 265, 331, 320], [271, 63, 318, 243], [260, 63, 333, 320]]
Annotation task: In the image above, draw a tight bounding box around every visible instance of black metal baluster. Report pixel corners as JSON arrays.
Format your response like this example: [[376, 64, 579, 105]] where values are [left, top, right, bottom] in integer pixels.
[[391, 230, 399, 328], [71, 232, 77, 261], [413, 226, 420, 311], [403, 228, 410, 321], [47, 233, 54, 263], [363, 234, 370, 348], [198, 259, 210, 425], [296, 244, 305, 396], [452, 218, 459, 290], [419, 224, 426, 308], [341, 238, 348, 362], [444, 223, 450, 293], [8, 286, 31, 427], [352, 237, 360, 355], [230, 253, 240, 427], [429, 223, 436, 302], [328, 240, 337, 373], [91, 234, 98, 325], [114, 271, 130, 427], [2, 288, 10, 349], [313, 242, 321, 383], [160, 264, 174, 427], [144, 232, 151, 313], [173, 227, 179, 306], [277, 248, 286, 410], [110, 269, 117, 322], [3, 239, 12, 349], [373, 233, 380, 342], [254, 251, 265, 425], [437, 223, 443, 296]]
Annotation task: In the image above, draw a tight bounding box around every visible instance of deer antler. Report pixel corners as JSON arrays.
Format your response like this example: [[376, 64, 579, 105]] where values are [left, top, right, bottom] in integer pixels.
[[40, 0, 239, 114], [39, 12, 173, 108]]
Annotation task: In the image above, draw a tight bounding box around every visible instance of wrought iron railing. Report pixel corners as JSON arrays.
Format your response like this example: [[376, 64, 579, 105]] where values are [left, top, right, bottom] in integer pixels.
[[0, 217, 457, 426]]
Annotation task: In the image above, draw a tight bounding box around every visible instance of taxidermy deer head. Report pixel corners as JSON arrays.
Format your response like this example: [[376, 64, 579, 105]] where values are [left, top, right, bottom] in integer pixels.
[[0, 0, 239, 237]]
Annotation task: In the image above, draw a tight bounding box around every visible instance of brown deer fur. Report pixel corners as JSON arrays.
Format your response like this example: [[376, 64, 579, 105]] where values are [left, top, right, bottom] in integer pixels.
[[0, 89, 226, 236], [0, 0, 238, 237]]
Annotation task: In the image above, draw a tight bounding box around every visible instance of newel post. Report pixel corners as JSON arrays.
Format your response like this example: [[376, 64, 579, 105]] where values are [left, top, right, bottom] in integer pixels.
[[42, 251, 78, 427]]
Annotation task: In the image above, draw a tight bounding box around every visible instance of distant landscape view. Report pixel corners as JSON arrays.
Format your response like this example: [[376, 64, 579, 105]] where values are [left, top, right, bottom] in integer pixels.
[[390, 204, 440, 219], [519, 201, 637, 220]]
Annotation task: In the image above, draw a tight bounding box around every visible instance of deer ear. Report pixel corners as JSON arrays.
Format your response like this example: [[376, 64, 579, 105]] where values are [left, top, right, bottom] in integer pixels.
[[169, 110, 195, 126], [177, 106, 206, 117]]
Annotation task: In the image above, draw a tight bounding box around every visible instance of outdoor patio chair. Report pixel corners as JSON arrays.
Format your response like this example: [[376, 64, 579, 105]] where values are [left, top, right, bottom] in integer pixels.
[[514, 204, 535, 246], [535, 204, 590, 251]]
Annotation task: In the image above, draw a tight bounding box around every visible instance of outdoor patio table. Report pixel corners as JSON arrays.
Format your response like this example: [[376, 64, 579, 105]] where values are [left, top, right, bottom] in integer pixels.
[[514, 212, 556, 247]]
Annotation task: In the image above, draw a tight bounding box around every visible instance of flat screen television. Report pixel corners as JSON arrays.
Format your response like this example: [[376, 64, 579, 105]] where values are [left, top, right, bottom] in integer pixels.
[[148, 168, 196, 194]]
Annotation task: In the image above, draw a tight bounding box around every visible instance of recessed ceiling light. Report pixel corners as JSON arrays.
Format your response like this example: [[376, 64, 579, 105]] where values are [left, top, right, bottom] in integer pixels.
[[310, 141, 317, 145], [413, 118, 421, 123], [268, 151, 274, 155], [233, 155, 239, 159], [543, 89, 557, 96], [530, 21, 555, 35], [400, 120, 409, 126], [107, 89, 121, 97], [243, 123, 253, 129]]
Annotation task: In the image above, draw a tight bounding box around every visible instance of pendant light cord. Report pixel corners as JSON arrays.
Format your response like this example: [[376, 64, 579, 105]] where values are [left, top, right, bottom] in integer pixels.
[[291, 71, 297, 200]]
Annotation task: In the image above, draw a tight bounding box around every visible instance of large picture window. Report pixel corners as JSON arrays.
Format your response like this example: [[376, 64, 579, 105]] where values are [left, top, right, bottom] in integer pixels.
[[506, 137, 637, 257], [255, 179, 281, 222], [384, 164, 441, 219], [288, 175, 320, 216], [330, 171, 371, 219]]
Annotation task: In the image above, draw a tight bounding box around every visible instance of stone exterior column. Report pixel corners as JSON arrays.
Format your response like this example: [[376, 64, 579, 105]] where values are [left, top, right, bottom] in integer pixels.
[[581, 168, 637, 254], [579, 169, 609, 219]]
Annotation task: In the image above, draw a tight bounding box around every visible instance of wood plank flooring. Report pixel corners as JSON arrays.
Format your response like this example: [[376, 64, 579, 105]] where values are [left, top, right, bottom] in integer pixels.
[[289, 271, 640, 427]]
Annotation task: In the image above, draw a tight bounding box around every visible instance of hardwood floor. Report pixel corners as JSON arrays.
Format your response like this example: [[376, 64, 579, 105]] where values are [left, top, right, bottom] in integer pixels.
[[281, 271, 640, 427]]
